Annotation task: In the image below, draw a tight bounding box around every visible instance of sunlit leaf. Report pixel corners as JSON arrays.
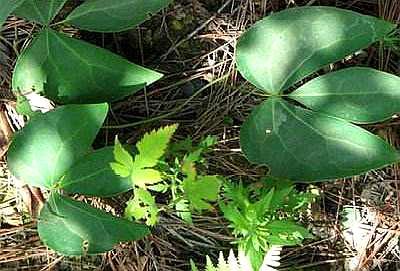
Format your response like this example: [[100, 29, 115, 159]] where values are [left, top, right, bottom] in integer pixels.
[[175, 198, 192, 224], [113, 136, 134, 168], [38, 193, 149, 256], [133, 124, 178, 169], [133, 168, 163, 188], [61, 147, 132, 197], [290, 67, 400, 123], [109, 137, 134, 178], [240, 98, 400, 181], [110, 162, 131, 178], [13, 0, 68, 25], [65, 0, 173, 32], [236, 6, 395, 93], [12, 28, 162, 104], [7, 103, 108, 188], [125, 188, 158, 226]]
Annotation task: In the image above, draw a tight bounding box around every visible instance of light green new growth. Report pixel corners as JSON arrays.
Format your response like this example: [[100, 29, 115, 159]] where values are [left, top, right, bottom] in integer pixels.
[[110, 136, 134, 178], [112, 126, 222, 226], [115, 125, 178, 226], [132, 124, 178, 188]]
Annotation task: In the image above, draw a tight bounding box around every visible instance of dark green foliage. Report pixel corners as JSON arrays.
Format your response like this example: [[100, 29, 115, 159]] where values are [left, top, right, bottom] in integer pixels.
[[38, 193, 149, 256], [237, 6, 400, 181], [6, 0, 172, 256]]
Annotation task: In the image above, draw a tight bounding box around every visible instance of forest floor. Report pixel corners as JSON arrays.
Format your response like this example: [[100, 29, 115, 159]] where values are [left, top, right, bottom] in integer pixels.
[[1, 0, 400, 270]]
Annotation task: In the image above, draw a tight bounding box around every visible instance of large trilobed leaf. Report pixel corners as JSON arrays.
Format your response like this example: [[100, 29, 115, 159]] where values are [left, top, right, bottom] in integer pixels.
[[290, 67, 400, 124], [13, 0, 68, 25], [65, 0, 173, 32], [61, 146, 132, 197], [7, 104, 108, 188], [38, 193, 149, 256], [240, 98, 400, 181], [12, 28, 162, 104], [236, 6, 395, 94], [0, 0, 25, 29]]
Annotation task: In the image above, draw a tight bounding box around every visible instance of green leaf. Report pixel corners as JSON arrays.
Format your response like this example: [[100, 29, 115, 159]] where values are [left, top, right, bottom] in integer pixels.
[[13, 0, 68, 25], [12, 28, 163, 104], [240, 98, 400, 181], [7, 103, 108, 188], [289, 67, 400, 124], [133, 124, 178, 170], [181, 156, 197, 182], [110, 162, 131, 178], [38, 193, 149, 256], [219, 202, 248, 232], [236, 6, 395, 93], [65, 0, 173, 32], [125, 188, 159, 226], [184, 176, 221, 211], [133, 168, 163, 188], [147, 183, 168, 192], [61, 147, 132, 197], [113, 137, 134, 168], [110, 136, 134, 178], [265, 220, 312, 246], [223, 182, 250, 211], [0, 0, 25, 29], [190, 259, 200, 271], [253, 188, 274, 217], [243, 245, 264, 271], [199, 135, 218, 149], [262, 177, 294, 210], [175, 198, 192, 224]]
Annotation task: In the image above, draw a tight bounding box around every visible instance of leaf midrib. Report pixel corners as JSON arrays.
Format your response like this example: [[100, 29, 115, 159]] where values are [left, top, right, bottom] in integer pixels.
[[50, 117, 90, 184], [290, 91, 397, 97], [278, 100, 379, 151]]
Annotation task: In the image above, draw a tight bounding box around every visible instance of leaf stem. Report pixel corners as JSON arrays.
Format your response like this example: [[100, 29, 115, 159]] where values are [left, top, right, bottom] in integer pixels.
[[50, 19, 68, 27]]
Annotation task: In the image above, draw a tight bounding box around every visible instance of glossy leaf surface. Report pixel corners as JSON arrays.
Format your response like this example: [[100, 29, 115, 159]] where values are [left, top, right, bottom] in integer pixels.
[[0, 0, 25, 29], [290, 67, 400, 124], [61, 147, 132, 197], [12, 29, 162, 104], [66, 0, 172, 32], [236, 6, 395, 93], [38, 193, 149, 256], [240, 98, 399, 181], [13, 0, 68, 25], [7, 104, 108, 188]]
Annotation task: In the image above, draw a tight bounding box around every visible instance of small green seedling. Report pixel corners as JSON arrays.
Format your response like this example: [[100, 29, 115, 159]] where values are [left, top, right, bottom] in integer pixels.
[[237, 6, 400, 182], [219, 178, 314, 271], [110, 125, 222, 226]]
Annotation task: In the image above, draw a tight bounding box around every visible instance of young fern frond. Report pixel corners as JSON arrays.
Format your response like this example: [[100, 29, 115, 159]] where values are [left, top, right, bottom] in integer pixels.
[[191, 247, 282, 271]]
